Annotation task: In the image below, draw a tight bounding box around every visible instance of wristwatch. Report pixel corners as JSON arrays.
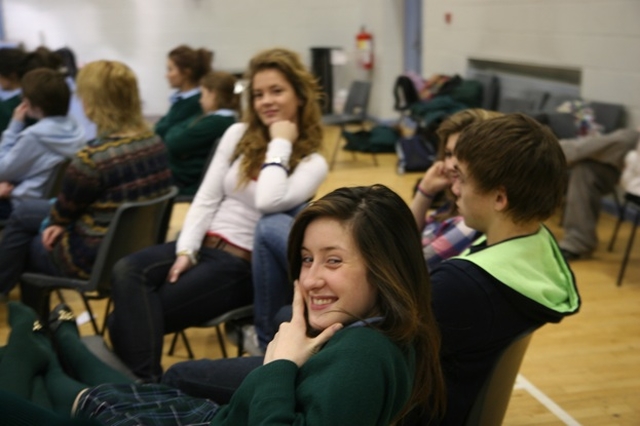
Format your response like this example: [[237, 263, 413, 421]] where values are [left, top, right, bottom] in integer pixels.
[[262, 156, 290, 172], [177, 249, 198, 266]]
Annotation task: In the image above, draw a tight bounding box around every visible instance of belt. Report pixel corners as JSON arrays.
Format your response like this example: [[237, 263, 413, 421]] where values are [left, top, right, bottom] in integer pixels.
[[202, 235, 252, 263]]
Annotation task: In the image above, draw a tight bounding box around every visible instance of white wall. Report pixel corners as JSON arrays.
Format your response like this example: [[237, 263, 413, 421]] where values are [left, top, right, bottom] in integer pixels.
[[4, 0, 403, 120], [422, 0, 640, 128]]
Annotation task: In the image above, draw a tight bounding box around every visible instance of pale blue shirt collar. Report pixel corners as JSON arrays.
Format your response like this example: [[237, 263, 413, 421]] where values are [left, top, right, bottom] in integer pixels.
[[169, 87, 201, 104], [0, 88, 21, 101], [347, 316, 384, 328], [206, 108, 237, 118]]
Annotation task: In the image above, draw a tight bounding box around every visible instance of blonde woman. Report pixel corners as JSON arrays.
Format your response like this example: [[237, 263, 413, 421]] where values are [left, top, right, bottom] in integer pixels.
[[0, 60, 172, 305]]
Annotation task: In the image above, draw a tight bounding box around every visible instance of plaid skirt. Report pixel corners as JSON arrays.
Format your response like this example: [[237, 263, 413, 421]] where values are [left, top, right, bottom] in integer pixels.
[[75, 383, 220, 426]]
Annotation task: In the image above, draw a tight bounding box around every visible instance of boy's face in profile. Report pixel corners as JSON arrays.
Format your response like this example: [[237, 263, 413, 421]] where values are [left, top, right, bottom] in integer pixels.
[[451, 158, 495, 234]]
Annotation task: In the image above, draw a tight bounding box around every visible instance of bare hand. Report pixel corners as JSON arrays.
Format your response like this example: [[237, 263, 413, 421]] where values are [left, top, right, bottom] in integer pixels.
[[0, 182, 14, 198], [42, 225, 65, 251], [12, 101, 29, 123], [264, 281, 342, 367], [269, 121, 298, 143], [167, 255, 194, 283], [419, 161, 453, 195]]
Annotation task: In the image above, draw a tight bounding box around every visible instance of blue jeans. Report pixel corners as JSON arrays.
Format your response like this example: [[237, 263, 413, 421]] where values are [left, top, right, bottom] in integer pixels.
[[0, 199, 60, 297], [252, 206, 305, 349], [107, 241, 253, 382]]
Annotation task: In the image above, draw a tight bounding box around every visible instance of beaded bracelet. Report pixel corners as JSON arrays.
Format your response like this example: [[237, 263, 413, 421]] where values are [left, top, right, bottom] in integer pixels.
[[416, 186, 435, 200]]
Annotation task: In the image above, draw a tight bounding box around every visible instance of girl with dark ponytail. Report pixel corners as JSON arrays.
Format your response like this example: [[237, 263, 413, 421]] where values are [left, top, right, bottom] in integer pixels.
[[155, 45, 214, 139]]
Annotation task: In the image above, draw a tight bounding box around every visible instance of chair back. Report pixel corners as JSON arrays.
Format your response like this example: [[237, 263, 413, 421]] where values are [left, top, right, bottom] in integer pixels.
[[463, 328, 537, 426], [91, 186, 179, 295], [343, 81, 372, 118]]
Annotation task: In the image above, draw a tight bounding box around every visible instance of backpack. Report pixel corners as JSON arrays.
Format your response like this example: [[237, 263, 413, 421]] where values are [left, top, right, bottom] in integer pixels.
[[396, 134, 437, 174]]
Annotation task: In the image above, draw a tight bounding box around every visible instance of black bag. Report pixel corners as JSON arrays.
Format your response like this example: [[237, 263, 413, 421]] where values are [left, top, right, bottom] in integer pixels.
[[396, 134, 437, 173], [342, 126, 398, 153]]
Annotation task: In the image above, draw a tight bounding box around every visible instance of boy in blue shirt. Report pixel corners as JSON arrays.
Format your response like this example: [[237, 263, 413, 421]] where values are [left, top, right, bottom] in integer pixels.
[[0, 68, 85, 219]]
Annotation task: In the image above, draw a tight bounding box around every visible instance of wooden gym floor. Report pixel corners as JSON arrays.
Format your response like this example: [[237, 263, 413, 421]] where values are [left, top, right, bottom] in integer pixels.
[[1, 125, 639, 425]]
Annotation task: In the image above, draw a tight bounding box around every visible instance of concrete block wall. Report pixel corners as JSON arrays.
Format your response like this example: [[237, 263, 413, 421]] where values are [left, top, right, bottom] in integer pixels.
[[422, 0, 640, 128], [4, 0, 403, 120]]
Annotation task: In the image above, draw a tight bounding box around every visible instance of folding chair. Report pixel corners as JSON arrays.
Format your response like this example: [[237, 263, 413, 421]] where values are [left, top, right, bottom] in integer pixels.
[[20, 186, 179, 334], [323, 81, 373, 169]]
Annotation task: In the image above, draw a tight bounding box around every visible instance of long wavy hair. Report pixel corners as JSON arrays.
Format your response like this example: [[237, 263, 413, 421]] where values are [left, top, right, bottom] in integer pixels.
[[288, 185, 445, 422], [232, 48, 323, 186], [76, 60, 149, 137]]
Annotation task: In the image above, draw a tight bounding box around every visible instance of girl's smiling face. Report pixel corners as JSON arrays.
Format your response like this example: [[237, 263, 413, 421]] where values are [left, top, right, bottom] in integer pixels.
[[298, 217, 378, 331], [251, 68, 300, 127]]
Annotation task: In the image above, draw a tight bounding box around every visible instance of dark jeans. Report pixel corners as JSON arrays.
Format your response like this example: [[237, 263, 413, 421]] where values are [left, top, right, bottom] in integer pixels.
[[0, 198, 12, 220], [107, 241, 253, 382], [161, 306, 292, 401], [0, 200, 60, 301], [162, 356, 264, 404]]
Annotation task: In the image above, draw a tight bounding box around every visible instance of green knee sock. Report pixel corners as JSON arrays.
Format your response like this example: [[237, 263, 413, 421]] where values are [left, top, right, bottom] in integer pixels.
[[53, 321, 134, 386], [29, 375, 53, 410], [0, 303, 51, 398], [43, 355, 89, 416]]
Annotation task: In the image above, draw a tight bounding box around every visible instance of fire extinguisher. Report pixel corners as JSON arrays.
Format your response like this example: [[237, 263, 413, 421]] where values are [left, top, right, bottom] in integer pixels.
[[356, 26, 374, 70]]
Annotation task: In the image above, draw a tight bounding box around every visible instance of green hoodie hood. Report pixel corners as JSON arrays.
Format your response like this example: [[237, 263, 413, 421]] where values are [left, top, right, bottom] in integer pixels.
[[455, 225, 580, 314]]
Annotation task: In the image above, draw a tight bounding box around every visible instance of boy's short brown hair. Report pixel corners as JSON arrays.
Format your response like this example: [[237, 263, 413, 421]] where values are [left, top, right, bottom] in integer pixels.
[[21, 68, 70, 117], [454, 113, 567, 223]]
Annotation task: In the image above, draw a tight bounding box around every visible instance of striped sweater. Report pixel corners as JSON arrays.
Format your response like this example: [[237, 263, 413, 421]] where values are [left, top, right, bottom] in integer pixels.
[[49, 131, 172, 278]]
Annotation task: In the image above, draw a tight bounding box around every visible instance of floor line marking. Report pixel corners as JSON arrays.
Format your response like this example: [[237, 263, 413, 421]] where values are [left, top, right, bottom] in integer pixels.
[[516, 374, 582, 426]]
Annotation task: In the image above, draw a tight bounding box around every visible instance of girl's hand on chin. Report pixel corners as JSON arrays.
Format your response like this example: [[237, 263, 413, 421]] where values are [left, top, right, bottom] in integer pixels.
[[269, 121, 298, 143], [264, 280, 342, 367]]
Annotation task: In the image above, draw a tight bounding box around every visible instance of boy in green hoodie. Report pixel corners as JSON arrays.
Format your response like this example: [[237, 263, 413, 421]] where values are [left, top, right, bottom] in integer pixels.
[[428, 113, 581, 425]]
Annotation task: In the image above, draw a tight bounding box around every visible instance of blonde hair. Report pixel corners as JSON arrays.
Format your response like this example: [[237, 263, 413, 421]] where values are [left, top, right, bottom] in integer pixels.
[[232, 48, 323, 186], [76, 60, 149, 137]]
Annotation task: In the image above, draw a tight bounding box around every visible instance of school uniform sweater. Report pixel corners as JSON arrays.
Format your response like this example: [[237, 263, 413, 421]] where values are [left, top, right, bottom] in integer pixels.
[[163, 111, 236, 196], [212, 326, 415, 425], [0, 93, 20, 133], [154, 92, 202, 140]]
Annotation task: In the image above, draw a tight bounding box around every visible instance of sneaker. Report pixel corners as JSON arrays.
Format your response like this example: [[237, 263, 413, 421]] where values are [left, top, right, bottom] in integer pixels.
[[241, 325, 265, 356], [560, 248, 583, 262]]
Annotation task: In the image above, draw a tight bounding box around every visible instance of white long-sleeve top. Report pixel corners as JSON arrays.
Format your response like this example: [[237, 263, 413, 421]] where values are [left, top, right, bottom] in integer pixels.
[[622, 134, 640, 197], [176, 123, 328, 253]]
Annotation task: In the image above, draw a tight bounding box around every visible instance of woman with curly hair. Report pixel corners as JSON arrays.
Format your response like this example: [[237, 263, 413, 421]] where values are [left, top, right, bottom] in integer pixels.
[[107, 47, 328, 382]]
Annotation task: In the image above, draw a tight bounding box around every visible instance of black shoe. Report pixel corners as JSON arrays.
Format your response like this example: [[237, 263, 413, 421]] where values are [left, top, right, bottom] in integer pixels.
[[560, 248, 581, 262], [48, 303, 77, 334]]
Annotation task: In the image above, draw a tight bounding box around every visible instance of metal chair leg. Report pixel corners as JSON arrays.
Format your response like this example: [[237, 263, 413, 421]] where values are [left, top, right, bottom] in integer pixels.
[[80, 295, 100, 335], [616, 210, 640, 286], [329, 126, 344, 170], [215, 324, 228, 358], [608, 200, 628, 252], [167, 330, 194, 359]]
